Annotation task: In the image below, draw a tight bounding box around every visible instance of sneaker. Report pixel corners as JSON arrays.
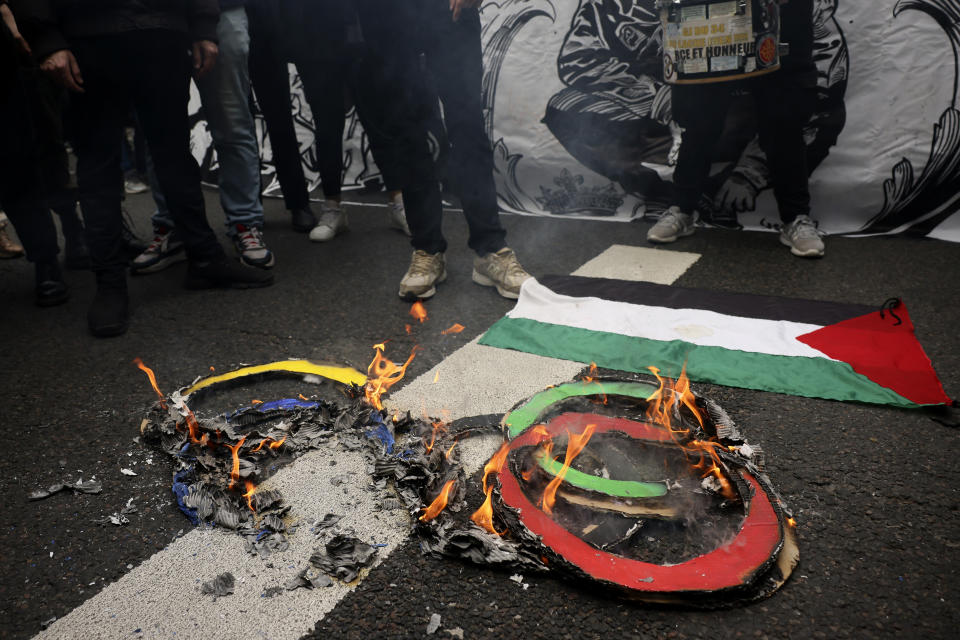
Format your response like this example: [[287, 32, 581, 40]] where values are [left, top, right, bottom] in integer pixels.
[[398, 250, 446, 300], [232, 224, 275, 269], [184, 254, 274, 290], [647, 206, 697, 243], [124, 175, 149, 194], [472, 247, 531, 299], [290, 206, 316, 233], [308, 202, 348, 242], [388, 199, 411, 236], [780, 215, 825, 257], [131, 225, 185, 274]]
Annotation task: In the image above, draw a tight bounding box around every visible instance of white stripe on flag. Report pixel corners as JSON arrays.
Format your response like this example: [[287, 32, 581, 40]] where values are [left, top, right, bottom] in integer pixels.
[[508, 279, 831, 360]]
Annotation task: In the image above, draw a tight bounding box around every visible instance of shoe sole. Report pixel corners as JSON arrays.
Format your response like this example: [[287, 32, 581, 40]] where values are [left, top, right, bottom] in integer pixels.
[[309, 226, 349, 243], [131, 251, 187, 274], [238, 254, 276, 269], [647, 227, 695, 244], [780, 235, 824, 258], [398, 270, 447, 301], [471, 270, 520, 299]]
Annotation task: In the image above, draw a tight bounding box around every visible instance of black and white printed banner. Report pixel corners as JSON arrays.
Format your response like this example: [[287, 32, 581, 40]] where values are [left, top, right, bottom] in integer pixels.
[[188, 0, 960, 242]]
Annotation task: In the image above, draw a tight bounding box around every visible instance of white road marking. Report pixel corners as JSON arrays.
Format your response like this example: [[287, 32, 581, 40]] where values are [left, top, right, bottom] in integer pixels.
[[36, 245, 699, 640]]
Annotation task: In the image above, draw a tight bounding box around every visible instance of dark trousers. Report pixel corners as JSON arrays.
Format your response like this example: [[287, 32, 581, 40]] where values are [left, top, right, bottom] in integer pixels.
[[411, 0, 506, 256], [0, 66, 59, 264], [248, 0, 347, 204], [672, 73, 815, 224], [69, 30, 222, 275]]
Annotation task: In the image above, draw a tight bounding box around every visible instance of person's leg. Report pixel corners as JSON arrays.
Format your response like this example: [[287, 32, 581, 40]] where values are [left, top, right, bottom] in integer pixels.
[[421, 3, 506, 256], [197, 6, 264, 232], [648, 82, 731, 243], [197, 6, 273, 268], [296, 45, 350, 242], [69, 35, 133, 334], [754, 73, 823, 257], [354, 0, 442, 254], [247, 2, 314, 231], [129, 31, 222, 263]]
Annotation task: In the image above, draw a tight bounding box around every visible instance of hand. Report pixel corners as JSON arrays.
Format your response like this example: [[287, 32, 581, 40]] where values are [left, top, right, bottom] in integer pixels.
[[449, 0, 481, 22], [0, 3, 31, 55], [41, 49, 84, 92], [714, 175, 759, 213], [192, 40, 218, 78]]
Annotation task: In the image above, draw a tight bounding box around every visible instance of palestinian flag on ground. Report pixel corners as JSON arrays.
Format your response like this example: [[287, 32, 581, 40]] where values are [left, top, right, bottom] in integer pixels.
[[479, 275, 953, 409]]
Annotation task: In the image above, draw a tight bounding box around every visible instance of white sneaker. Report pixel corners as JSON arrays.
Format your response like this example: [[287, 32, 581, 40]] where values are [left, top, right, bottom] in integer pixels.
[[398, 250, 446, 300], [388, 199, 411, 236], [472, 247, 531, 299], [647, 206, 697, 243], [131, 225, 185, 274], [308, 202, 348, 242], [232, 224, 275, 269], [780, 215, 825, 257]]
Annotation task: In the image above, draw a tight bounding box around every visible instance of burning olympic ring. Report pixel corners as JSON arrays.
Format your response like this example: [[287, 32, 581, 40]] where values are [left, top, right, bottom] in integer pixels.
[[503, 381, 669, 499], [182, 360, 367, 398], [496, 381, 793, 596]]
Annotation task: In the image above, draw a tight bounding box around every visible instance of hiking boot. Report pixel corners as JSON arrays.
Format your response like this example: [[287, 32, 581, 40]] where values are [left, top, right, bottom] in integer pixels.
[[472, 247, 531, 299], [780, 215, 825, 258], [309, 202, 348, 242], [388, 199, 411, 236], [290, 206, 316, 233], [0, 215, 24, 258], [131, 225, 185, 274], [232, 224, 275, 269], [184, 254, 274, 290], [35, 261, 69, 307], [398, 250, 446, 300], [647, 206, 697, 243], [88, 273, 128, 337]]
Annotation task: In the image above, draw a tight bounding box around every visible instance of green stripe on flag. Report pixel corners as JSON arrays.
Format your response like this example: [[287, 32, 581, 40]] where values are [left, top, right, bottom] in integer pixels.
[[480, 317, 919, 408]]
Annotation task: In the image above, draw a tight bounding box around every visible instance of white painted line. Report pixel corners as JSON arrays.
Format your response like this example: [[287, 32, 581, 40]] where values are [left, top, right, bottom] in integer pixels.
[[36, 245, 700, 640]]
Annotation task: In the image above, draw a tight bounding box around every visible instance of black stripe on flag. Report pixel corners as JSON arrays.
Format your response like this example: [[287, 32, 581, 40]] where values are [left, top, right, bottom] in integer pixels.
[[540, 275, 877, 326]]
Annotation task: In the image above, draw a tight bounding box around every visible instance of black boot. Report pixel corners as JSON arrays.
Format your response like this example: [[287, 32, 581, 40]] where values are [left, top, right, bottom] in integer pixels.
[[184, 254, 274, 290], [55, 207, 92, 270], [290, 206, 316, 233], [35, 261, 69, 307], [87, 271, 129, 337]]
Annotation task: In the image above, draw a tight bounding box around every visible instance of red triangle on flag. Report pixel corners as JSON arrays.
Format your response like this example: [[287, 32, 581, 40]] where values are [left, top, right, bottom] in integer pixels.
[[797, 303, 952, 406]]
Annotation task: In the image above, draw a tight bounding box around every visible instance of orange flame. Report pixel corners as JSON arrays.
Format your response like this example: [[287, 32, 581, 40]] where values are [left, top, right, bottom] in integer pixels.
[[481, 442, 511, 493], [405, 324, 412, 335], [242, 482, 256, 512], [424, 421, 446, 453], [441, 323, 465, 335], [409, 301, 428, 323], [787, 517, 797, 528], [365, 344, 419, 411], [184, 408, 205, 444], [540, 424, 597, 516], [269, 436, 286, 450], [133, 358, 167, 409], [444, 440, 458, 459], [299, 394, 309, 401], [225, 436, 247, 489], [470, 486, 506, 536], [433, 370, 440, 384], [419, 479, 456, 522], [251, 399, 263, 405]]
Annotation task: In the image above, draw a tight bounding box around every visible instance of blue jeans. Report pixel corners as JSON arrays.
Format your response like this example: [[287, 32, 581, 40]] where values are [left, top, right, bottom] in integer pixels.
[[151, 7, 263, 235]]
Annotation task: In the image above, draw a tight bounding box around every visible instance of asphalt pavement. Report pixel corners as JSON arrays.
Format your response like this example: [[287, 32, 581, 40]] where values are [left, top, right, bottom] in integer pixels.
[[0, 188, 957, 640]]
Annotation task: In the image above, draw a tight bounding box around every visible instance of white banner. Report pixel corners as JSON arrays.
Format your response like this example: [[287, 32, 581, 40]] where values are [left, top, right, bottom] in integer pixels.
[[190, 0, 960, 242]]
